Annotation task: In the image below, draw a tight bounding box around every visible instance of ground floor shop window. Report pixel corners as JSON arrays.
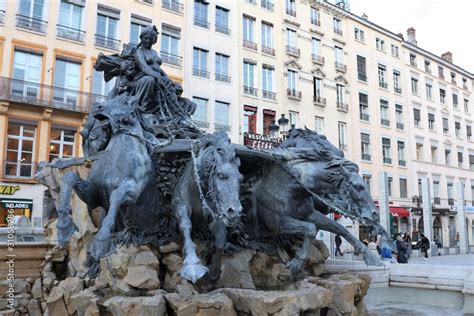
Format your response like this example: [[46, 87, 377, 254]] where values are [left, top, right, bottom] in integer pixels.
[[0, 199, 33, 227]]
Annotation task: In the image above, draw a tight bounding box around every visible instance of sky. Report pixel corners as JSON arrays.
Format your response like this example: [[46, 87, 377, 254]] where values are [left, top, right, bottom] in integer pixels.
[[347, 0, 474, 73]]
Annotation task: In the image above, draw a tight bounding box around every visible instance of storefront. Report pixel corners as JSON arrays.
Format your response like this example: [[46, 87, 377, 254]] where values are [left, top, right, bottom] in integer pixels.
[[411, 208, 456, 247], [0, 182, 46, 231]]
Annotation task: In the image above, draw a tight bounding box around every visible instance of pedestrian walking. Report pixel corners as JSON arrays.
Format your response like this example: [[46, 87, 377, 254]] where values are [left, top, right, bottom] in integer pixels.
[[404, 232, 412, 259], [335, 234, 344, 256]]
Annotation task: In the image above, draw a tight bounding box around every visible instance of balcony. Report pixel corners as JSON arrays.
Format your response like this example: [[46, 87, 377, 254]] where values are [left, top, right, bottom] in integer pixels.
[[334, 28, 342, 35], [0, 77, 100, 113], [312, 54, 325, 65], [193, 68, 209, 78], [360, 113, 369, 121], [396, 122, 404, 130], [286, 46, 300, 58], [379, 81, 388, 89], [383, 157, 392, 164], [16, 14, 47, 33], [262, 90, 276, 100], [448, 198, 454, 206], [3, 160, 38, 179], [313, 95, 326, 107], [381, 119, 390, 126], [244, 132, 282, 150], [262, 46, 275, 56], [362, 154, 371, 161], [57, 24, 85, 42], [244, 86, 258, 96], [286, 7, 296, 17], [162, 0, 183, 13], [398, 160, 406, 167], [394, 86, 402, 94], [94, 34, 121, 51], [0, 10, 5, 25], [215, 73, 231, 83], [287, 89, 301, 100], [358, 73, 367, 82], [193, 17, 209, 29], [434, 197, 441, 205], [335, 62, 347, 73], [336, 102, 348, 112], [243, 40, 257, 50], [160, 52, 183, 66], [215, 24, 230, 35], [261, 0, 274, 11]]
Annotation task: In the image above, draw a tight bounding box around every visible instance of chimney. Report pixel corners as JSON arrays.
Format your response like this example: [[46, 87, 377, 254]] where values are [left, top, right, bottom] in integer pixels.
[[407, 27, 417, 46], [362, 13, 368, 20], [441, 51, 453, 63]]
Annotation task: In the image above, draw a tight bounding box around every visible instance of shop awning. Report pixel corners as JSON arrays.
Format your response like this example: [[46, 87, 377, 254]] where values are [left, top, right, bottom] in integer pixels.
[[390, 207, 410, 217]]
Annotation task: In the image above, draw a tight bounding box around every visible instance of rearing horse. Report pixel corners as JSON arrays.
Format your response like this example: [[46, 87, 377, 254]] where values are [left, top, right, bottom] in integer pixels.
[[172, 131, 243, 283], [56, 95, 160, 260]]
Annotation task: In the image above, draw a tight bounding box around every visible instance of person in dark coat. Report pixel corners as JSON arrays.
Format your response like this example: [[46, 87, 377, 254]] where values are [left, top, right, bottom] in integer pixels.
[[396, 234, 408, 263], [335, 234, 343, 256], [419, 233, 430, 259]]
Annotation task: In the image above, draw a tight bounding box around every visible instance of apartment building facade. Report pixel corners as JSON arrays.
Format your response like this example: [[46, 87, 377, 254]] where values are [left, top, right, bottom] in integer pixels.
[[403, 30, 474, 248], [0, 0, 187, 233]]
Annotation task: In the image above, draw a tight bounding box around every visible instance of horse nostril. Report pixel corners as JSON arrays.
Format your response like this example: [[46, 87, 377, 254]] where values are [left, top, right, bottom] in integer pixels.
[[228, 208, 236, 216]]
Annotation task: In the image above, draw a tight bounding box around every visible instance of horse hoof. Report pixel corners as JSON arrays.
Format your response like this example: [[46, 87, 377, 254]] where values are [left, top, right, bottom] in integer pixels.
[[286, 258, 304, 278], [57, 221, 78, 246], [180, 263, 209, 284], [90, 238, 113, 260], [363, 250, 383, 266]]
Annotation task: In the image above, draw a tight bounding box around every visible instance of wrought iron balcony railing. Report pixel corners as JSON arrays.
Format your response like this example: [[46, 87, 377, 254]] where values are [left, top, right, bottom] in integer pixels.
[[335, 62, 347, 72], [337, 102, 348, 112], [358, 73, 367, 82], [360, 113, 369, 121], [262, 46, 275, 56], [215, 73, 231, 83], [0, 77, 103, 113], [394, 86, 402, 94], [398, 160, 406, 166], [244, 86, 258, 96], [262, 90, 276, 100], [361, 154, 371, 161], [160, 52, 183, 66], [193, 68, 209, 78], [379, 81, 388, 89], [313, 95, 326, 106], [287, 89, 301, 100], [193, 17, 209, 29], [312, 54, 325, 65], [57, 24, 85, 42], [215, 24, 230, 35], [381, 119, 390, 126], [434, 197, 441, 205], [16, 14, 47, 33], [383, 157, 392, 164], [94, 34, 121, 51], [397, 122, 404, 130], [286, 45, 300, 57], [243, 40, 257, 50]]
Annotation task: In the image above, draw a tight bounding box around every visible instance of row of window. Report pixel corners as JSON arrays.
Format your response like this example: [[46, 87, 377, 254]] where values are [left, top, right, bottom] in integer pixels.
[[415, 141, 473, 170], [362, 174, 408, 199], [418, 179, 474, 204], [354, 28, 401, 59], [413, 108, 472, 139], [356, 55, 403, 93], [358, 93, 405, 129], [411, 78, 470, 112], [191, 97, 230, 129], [192, 47, 230, 82], [360, 134, 406, 166], [5, 120, 77, 178], [409, 53, 470, 90]]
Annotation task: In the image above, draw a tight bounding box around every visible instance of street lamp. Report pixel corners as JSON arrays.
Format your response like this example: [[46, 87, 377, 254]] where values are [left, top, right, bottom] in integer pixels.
[[268, 120, 280, 139], [277, 114, 289, 136]]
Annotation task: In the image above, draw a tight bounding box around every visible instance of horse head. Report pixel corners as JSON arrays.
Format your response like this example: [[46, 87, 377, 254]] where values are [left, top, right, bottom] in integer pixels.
[[279, 128, 344, 158], [92, 95, 143, 137], [339, 164, 391, 244], [196, 131, 243, 228]]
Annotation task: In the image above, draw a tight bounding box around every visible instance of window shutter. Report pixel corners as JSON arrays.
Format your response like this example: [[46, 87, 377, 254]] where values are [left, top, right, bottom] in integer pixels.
[[97, 4, 120, 19], [361, 133, 370, 143], [414, 109, 421, 120], [469, 154, 474, 164], [443, 118, 449, 130], [467, 125, 472, 136], [131, 14, 152, 26], [359, 93, 368, 105], [458, 152, 463, 162], [162, 23, 181, 38]]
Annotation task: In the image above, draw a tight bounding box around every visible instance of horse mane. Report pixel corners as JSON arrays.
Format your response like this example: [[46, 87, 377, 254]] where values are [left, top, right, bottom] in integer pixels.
[[278, 128, 344, 159]]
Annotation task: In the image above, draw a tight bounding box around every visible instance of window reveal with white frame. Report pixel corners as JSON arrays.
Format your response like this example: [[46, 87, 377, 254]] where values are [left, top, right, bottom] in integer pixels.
[[49, 125, 76, 162], [6, 120, 36, 178]]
